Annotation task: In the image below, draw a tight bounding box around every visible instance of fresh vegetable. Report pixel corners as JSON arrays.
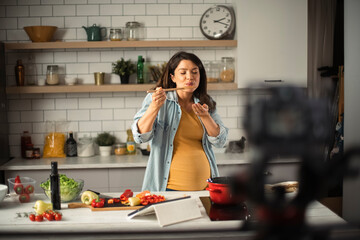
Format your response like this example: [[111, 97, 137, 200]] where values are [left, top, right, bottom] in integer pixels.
[[14, 183, 24, 195], [45, 212, 54, 221], [24, 185, 34, 194], [55, 213, 62, 221], [19, 193, 30, 203], [15, 175, 21, 183], [128, 197, 141, 207], [33, 200, 53, 215], [139, 194, 165, 206], [40, 174, 81, 202], [120, 189, 133, 201], [29, 214, 36, 221], [91, 198, 105, 208], [136, 190, 150, 199], [35, 215, 43, 222], [107, 198, 114, 204], [81, 190, 99, 205]]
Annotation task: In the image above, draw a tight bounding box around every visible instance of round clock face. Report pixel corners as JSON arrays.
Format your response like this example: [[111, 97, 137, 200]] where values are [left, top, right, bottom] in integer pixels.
[[200, 5, 235, 40]]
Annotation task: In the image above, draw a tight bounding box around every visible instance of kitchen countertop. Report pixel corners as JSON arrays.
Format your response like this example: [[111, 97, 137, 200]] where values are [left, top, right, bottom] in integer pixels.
[[0, 191, 350, 240], [0, 152, 300, 171]]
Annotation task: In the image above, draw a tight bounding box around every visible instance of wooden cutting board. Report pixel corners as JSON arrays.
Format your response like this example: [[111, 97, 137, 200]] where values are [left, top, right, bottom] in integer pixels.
[[67, 202, 142, 211]]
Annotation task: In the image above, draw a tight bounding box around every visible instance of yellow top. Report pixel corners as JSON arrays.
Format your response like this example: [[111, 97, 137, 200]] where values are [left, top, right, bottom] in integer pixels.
[[166, 107, 210, 191]]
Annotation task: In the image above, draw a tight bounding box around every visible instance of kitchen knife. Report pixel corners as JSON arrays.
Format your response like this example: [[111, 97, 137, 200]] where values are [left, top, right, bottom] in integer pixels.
[[87, 189, 114, 199]]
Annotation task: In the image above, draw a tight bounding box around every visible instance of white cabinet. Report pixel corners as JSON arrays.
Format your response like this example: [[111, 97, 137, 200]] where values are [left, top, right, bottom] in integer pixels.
[[236, 0, 307, 88]]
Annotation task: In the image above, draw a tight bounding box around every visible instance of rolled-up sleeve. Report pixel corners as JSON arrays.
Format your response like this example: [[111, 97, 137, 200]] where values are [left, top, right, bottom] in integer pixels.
[[131, 93, 155, 144], [207, 109, 228, 148]]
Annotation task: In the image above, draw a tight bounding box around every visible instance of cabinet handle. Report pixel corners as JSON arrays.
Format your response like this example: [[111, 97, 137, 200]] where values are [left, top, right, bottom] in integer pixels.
[[264, 80, 283, 83], [263, 171, 272, 176]]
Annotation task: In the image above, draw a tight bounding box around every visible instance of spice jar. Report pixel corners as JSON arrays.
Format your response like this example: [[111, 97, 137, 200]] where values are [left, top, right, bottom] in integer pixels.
[[109, 28, 123, 41], [114, 143, 127, 155], [205, 61, 220, 83], [125, 22, 141, 41], [46, 65, 59, 85], [25, 143, 34, 159], [220, 57, 235, 82], [33, 148, 41, 159]]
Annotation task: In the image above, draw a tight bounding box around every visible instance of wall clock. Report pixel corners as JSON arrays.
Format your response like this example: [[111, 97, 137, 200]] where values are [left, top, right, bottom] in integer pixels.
[[200, 5, 236, 40]]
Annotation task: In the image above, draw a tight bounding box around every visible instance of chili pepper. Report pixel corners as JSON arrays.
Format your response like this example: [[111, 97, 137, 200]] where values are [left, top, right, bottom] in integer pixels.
[[15, 175, 21, 183]]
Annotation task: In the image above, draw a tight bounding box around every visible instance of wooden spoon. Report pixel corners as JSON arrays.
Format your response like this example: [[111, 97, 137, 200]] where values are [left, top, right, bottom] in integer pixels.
[[147, 86, 194, 93]]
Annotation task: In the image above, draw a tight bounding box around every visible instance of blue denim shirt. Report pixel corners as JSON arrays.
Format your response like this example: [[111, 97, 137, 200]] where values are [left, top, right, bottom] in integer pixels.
[[131, 91, 228, 191]]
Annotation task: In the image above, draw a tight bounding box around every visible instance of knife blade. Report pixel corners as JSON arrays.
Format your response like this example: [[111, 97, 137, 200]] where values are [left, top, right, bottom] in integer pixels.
[[87, 189, 114, 199]]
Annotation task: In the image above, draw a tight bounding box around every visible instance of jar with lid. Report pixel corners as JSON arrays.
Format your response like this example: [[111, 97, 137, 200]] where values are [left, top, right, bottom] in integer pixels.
[[77, 135, 95, 157], [205, 61, 220, 83], [33, 148, 41, 159], [46, 65, 59, 85], [25, 143, 34, 159], [220, 57, 235, 82], [114, 143, 127, 155], [109, 28, 123, 41], [125, 22, 141, 41]]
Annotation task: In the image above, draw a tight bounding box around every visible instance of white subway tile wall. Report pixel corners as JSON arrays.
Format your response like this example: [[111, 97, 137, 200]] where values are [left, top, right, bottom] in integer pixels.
[[2, 0, 254, 157]]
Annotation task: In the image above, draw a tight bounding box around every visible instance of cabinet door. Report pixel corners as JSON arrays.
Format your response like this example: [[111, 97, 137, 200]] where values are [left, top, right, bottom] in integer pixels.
[[236, 0, 307, 88]]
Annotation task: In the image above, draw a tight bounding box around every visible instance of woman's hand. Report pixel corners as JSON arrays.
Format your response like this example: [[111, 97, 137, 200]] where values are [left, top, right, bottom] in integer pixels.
[[192, 103, 210, 117], [151, 87, 166, 109]]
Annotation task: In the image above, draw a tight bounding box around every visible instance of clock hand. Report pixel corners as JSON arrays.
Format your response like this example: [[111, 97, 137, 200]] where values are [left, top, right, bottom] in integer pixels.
[[215, 21, 229, 27], [214, 18, 225, 23]]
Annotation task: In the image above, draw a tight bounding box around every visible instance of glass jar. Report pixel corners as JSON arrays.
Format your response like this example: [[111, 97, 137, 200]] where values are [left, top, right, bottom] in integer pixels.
[[33, 148, 41, 159], [114, 143, 127, 155], [46, 65, 59, 85], [125, 22, 141, 41], [25, 143, 34, 159], [109, 28, 123, 41], [77, 135, 94, 157], [220, 57, 235, 82], [205, 61, 220, 83]]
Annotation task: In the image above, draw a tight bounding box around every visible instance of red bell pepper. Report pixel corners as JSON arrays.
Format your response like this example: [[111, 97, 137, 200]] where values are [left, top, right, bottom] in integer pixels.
[[19, 193, 30, 203], [91, 198, 105, 208], [24, 185, 34, 194], [14, 183, 24, 195], [120, 189, 133, 201]]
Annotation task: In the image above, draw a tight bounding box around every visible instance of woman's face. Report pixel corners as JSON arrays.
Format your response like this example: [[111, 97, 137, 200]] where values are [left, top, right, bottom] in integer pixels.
[[171, 60, 200, 92]]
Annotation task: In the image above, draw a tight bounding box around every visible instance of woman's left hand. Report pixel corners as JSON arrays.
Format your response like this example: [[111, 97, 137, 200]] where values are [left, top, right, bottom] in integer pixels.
[[192, 103, 209, 117]]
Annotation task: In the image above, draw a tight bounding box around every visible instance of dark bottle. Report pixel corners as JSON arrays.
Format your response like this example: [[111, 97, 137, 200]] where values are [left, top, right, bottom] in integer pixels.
[[137, 55, 144, 84], [50, 161, 61, 210], [65, 131, 77, 157], [15, 59, 25, 86], [21, 131, 32, 158]]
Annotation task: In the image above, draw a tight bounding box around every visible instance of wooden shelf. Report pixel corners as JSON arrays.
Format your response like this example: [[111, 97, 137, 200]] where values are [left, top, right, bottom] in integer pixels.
[[5, 40, 237, 50], [6, 83, 237, 94]]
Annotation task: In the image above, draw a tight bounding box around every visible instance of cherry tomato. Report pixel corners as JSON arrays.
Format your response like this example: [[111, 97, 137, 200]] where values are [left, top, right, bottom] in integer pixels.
[[29, 214, 35, 221], [55, 213, 62, 221], [45, 213, 54, 221], [35, 215, 43, 222]]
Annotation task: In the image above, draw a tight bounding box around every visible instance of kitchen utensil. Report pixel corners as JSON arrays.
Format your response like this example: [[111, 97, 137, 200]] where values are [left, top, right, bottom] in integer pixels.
[[206, 177, 244, 205], [94, 72, 105, 85], [23, 26, 57, 42], [8, 177, 36, 202], [83, 24, 107, 41], [86, 189, 113, 199], [146, 87, 194, 93], [0, 184, 8, 203], [41, 179, 84, 203], [68, 201, 142, 211]]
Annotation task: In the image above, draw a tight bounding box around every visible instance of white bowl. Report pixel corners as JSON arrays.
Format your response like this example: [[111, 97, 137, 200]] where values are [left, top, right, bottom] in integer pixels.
[[65, 77, 77, 85], [0, 184, 8, 203]]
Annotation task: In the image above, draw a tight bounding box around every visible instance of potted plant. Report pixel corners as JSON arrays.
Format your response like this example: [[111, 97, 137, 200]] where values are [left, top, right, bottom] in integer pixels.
[[112, 58, 136, 84], [95, 132, 116, 156]]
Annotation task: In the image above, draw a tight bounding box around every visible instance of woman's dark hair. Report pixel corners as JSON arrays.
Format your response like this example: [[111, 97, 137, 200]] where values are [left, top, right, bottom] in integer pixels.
[[156, 51, 216, 112]]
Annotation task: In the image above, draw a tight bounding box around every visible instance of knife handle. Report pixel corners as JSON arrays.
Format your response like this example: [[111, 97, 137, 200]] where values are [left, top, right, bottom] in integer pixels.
[[68, 202, 91, 209]]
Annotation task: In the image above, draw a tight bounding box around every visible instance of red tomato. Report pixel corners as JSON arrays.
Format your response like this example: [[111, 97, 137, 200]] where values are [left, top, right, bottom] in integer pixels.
[[29, 214, 35, 221], [35, 215, 43, 222], [55, 213, 62, 221], [24, 185, 34, 194], [45, 213, 54, 221], [14, 183, 24, 195], [19, 193, 30, 203]]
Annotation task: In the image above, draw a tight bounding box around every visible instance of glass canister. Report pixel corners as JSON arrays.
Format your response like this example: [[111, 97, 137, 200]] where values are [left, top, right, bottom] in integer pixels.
[[109, 28, 123, 41], [114, 143, 127, 155], [77, 135, 95, 157], [220, 57, 235, 82], [205, 61, 220, 83], [125, 21, 141, 41], [46, 65, 59, 85]]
